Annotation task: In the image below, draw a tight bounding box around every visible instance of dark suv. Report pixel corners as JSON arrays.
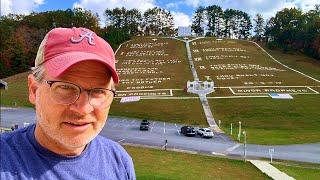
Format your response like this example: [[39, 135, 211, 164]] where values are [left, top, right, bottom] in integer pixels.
[[180, 126, 196, 137], [140, 120, 150, 131]]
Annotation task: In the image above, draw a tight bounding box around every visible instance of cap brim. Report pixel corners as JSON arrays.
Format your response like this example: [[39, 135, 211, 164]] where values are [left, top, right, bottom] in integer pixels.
[[44, 52, 119, 83]]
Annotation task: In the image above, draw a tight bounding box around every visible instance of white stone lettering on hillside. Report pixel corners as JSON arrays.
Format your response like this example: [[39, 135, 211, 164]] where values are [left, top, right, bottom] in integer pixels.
[[202, 48, 246, 52], [205, 55, 250, 60], [209, 64, 285, 71], [125, 50, 168, 56], [129, 42, 169, 49], [232, 87, 311, 94], [117, 67, 163, 75], [216, 74, 275, 80], [121, 59, 181, 65]]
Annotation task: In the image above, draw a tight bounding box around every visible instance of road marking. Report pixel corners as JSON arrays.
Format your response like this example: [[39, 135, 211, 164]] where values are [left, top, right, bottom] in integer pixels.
[[211, 152, 226, 156], [307, 87, 319, 93], [118, 139, 125, 143], [226, 144, 241, 153], [229, 87, 236, 94], [163, 122, 166, 134]]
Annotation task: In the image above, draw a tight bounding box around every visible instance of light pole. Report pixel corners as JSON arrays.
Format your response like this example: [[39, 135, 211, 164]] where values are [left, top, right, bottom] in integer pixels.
[[238, 121, 241, 141], [243, 131, 247, 162]]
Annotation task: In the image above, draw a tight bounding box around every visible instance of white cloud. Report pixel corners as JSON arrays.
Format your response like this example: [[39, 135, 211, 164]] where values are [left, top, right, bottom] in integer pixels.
[[185, 0, 200, 8], [183, 0, 319, 20], [1, 0, 44, 15], [172, 11, 192, 28], [73, 0, 156, 27]]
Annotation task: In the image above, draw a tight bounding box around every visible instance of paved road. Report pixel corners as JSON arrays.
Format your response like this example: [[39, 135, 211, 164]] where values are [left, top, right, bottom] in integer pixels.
[[1, 107, 320, 164]]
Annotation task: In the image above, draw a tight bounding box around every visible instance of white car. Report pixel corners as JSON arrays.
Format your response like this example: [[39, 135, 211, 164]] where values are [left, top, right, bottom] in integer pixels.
[[197, 128, 214, 138]]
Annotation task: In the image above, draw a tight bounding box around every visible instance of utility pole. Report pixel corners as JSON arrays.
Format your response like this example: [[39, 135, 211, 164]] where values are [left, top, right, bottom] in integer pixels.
[[243, 131, 247, 162], [238, 121, 241, 141]]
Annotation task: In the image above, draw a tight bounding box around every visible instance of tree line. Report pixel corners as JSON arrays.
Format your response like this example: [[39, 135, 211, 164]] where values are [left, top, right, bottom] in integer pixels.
[[0, 5, 319, 78], [191, 5, 252, 39]]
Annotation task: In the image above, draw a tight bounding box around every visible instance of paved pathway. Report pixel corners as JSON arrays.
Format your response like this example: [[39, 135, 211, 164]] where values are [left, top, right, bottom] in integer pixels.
[[250, 160, 295, 180], [183, 38, 223, 133]]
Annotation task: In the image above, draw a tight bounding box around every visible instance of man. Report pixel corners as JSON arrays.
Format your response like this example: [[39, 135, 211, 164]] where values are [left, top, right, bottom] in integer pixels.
[[0, 27, 136, 179]]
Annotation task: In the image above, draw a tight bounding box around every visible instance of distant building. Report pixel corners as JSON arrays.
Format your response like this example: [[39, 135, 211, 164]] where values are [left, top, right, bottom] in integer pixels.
[[0, 79, 8, 90], [178, 26, 192, 37]]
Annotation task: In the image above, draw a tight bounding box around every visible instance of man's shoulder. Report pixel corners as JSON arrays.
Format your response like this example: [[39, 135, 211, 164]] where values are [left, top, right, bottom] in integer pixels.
[[93, 135, 126, 152], [0, 127, 29, 144]]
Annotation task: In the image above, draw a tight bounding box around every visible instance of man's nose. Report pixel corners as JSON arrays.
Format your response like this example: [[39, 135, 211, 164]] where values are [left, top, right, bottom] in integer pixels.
[[69, 91, 94, 115]]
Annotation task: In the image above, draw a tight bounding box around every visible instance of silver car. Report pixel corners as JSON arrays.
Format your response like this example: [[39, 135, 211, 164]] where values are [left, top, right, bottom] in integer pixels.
[[197, 128, 214, 138]]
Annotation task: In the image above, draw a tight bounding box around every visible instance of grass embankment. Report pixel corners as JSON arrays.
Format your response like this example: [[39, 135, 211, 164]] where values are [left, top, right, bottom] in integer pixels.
[[125, 145, 269, 179], [110, 98, 208, 126], [190, 38, 320, 87], [259, 43, 320, 81], [210, 95, 320, 144], [272, 162, 320, 180], [1, 71, 32, 107]]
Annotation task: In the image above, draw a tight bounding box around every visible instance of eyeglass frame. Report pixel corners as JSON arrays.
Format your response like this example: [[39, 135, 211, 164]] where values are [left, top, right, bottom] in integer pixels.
[[45, 80, 116, 107]]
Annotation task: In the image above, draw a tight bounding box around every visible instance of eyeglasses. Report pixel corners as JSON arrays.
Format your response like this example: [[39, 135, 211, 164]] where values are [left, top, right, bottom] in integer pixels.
[[46, 80, 116, 107]]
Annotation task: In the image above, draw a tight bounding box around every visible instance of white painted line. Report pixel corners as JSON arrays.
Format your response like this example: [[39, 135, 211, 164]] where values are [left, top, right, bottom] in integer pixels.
[[229, 87, 236, 95], [226, 144, 241, 153], [114, 44, 122, 55], [307, 87, 319, 93], [211, 152, 226, 156], [118, 139, 125, 143], [163, 122, 166, 134], [139, 97, 199, 100], [170, 89, 173, 96], [208, 95, 268, 98], [117, 89, 173, 92], [251, 41, 320, 83], [216, 85, 320, 88], [234, 92, 317, 95]]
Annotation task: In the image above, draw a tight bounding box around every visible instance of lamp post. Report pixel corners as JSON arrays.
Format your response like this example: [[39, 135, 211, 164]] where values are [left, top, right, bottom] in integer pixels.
[[238, 121, 241, 141], [243, 131, 247, 162]]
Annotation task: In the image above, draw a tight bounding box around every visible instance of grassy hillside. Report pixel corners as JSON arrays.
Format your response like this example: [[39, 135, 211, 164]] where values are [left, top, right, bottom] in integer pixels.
[[125, 145, 268, 179], [210, 95, 320, 144], [1, 71, 32, 107]]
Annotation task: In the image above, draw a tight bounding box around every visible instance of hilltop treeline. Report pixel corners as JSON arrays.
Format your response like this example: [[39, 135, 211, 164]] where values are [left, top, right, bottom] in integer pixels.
[[264, 6, 320, 59], [0, 8, 101, 78], [0, 5, 319, 78], [191, 5, 252, 39]]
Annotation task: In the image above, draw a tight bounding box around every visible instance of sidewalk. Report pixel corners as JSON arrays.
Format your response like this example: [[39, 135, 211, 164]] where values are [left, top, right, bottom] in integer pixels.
[[249, 160, 295, 180]]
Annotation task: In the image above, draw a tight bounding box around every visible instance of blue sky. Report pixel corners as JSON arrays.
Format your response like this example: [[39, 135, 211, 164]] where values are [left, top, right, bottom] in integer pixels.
[[1, 0, 319, 27]]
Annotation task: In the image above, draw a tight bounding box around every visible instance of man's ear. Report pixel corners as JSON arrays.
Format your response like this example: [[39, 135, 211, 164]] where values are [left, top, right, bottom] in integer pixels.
[[28, 74, 38, 105]]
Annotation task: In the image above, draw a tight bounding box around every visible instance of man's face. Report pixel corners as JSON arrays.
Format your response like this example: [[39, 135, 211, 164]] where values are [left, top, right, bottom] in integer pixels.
[[28, 61, 113, 156]]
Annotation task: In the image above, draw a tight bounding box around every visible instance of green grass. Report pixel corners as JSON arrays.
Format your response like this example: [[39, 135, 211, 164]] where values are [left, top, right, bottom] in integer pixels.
[[259, 43, 320, 80], [1, 71, 33, 107], [209, 95, 320, 144], [190, 38, 320, 87], [125, 145, 269, 179], [272, 163, 320, 180], [110, 98, 208, 126]]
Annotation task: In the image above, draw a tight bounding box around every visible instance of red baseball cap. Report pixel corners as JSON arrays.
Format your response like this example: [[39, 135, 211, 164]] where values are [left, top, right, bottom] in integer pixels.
[[35, 27, 119, 83]]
